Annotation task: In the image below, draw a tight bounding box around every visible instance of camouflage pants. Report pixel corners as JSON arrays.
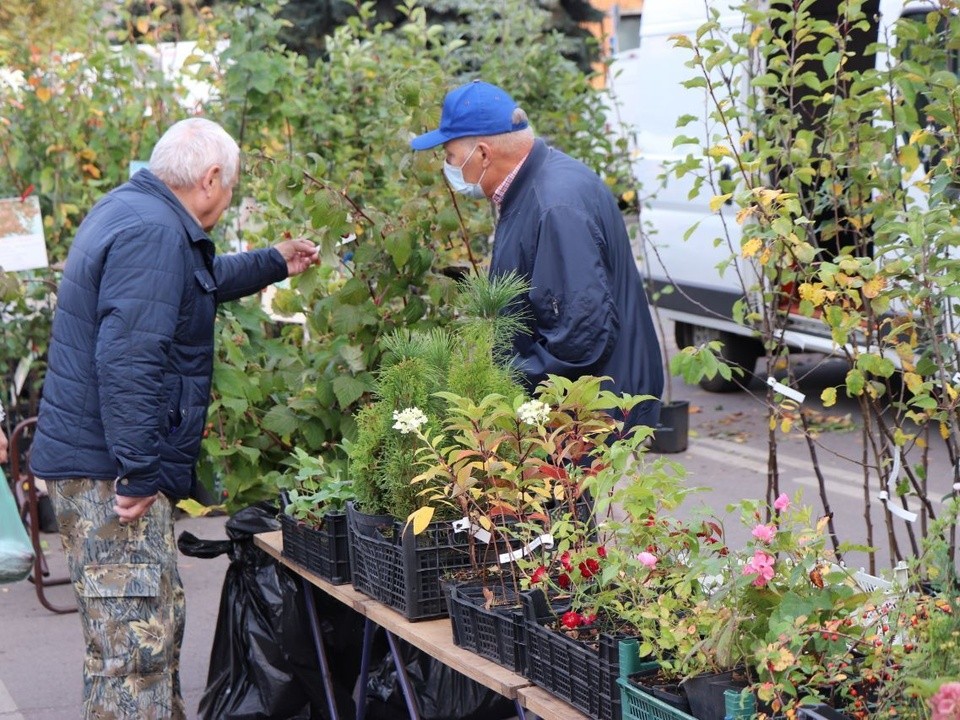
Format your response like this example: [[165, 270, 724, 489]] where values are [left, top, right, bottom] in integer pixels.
[[48, 479, 186, 720]]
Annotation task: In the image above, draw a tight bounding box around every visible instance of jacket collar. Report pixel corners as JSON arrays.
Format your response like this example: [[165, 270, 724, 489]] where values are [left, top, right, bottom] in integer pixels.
[[499, 138, 548, 215], [128, 169, 211, 245]]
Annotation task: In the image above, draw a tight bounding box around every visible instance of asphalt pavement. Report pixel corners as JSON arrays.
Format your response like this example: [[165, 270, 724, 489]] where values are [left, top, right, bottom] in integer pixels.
[[0, 513, 230, 720]]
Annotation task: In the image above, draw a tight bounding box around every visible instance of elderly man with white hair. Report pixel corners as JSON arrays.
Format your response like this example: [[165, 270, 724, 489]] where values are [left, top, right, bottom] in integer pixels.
[[30, 117, 319, 719]]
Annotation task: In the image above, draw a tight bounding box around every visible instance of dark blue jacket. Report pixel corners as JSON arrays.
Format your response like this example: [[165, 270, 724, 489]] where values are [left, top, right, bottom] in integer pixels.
[[30, 170, 287, 499], [491, 139, 664, 429]]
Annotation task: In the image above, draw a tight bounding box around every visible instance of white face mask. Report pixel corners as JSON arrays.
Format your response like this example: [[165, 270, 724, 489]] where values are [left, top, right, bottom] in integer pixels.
[[443, 145, 487, 199]]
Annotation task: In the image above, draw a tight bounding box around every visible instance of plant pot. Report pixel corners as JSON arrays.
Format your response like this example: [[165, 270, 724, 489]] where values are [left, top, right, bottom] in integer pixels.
[[649, 400, 690, 454], [628, 670, 692, 714], [618, 640, 696, 720], [520, 588, 622, 720], [680, 670, 747, 720], [280, 511, 351, 585], [445, 582, 526, 672], [346, 502, 474, 621]]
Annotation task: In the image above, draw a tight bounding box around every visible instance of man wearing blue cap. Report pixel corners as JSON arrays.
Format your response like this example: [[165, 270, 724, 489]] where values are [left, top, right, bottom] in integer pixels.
[[411, 80, 664, 431]]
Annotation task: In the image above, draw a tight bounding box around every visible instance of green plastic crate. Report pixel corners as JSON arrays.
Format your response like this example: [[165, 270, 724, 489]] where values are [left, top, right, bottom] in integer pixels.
[[618, 639, 697, 720]]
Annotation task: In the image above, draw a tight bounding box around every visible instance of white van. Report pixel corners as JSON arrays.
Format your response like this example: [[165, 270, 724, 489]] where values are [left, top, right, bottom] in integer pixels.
[[608, 0, 940, 390]]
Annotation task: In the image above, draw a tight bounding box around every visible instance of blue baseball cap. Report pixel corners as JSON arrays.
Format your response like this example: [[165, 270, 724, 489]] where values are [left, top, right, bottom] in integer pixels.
[[410, 80, 528, 151]]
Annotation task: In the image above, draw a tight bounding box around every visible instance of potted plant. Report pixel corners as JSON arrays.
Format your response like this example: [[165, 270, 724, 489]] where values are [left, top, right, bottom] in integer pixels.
[[344, 272, 529, 621], [277, 448, 354, 585], [399, 373, 652, 674]]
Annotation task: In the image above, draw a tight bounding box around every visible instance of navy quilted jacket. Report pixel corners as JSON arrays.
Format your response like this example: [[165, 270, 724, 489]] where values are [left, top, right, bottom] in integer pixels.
[[30, 170, 287, 499], [491, 139, 664, 430]]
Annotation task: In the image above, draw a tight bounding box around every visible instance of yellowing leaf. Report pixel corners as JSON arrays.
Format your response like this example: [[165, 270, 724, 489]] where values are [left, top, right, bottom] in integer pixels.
[[941, 422, 950, 440], [735, 206, 756, 225], [621, 189, 636, 203], [707, 145, 733, 160], [135, 16, 151, 34], [799, 282, 827, 306], [709, 193, 733, 212], [821, 387, 837, 408], [903, 372, 923, 395], [749, 25, 763, 48], [407, 505, 435, 535], [780, 416, 794, 433], [862, 276, 886, 299], [741, 237, 762, 258], [898, 144, 920, 174]]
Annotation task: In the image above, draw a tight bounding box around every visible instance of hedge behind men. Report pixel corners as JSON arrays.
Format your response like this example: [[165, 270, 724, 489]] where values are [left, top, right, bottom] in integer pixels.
[[411, 80, 664, 429], [30, 118, 318, 719]]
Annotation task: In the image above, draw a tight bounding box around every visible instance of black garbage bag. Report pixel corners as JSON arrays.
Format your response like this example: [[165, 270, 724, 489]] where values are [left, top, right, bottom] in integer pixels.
[[178, 502, 360, 720], [365, 633, 516, 720]]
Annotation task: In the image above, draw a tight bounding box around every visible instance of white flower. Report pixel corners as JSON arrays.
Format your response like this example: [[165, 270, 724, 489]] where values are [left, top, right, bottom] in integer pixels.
[[392, 407, 428, 434], [517, 400, 550, 426]]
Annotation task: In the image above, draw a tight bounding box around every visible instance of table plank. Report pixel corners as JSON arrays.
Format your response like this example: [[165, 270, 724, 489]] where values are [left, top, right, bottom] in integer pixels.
[[254, 530, 371, 612], [516, 685, 592, 720]]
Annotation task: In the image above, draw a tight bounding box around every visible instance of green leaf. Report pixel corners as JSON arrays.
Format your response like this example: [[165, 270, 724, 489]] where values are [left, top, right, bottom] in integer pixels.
[[332, 374, 368, 408], [262, 405, 300, 437]]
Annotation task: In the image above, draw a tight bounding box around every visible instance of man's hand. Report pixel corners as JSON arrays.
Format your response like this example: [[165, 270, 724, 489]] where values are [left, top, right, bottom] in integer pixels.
[[114, 493, 158, 524], [0, 429, 7, 464], [275, 238, 320, 277]]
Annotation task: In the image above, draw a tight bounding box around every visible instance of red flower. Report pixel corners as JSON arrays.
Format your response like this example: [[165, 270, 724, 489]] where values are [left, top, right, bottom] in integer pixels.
[[561, 611, 583, 629], [596, 546, 607, 558], [560, 551, 573, 572], [558, 573, 571, 589], [579, 558, 600, 579], [530, 566, 548, 584]]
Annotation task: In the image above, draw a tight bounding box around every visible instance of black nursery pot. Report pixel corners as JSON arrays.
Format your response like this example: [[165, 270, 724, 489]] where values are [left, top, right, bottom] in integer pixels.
[[680, 670, 746, 720], [649, 400, 690, 454]]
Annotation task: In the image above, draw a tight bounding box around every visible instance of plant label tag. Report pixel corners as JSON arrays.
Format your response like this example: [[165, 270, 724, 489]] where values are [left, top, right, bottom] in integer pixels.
[[766, 377, 805, 404], [498, 534, 554, 565]]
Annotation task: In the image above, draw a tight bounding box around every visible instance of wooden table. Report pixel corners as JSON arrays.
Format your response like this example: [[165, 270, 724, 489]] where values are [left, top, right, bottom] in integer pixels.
[[254, 531, 590, 720]]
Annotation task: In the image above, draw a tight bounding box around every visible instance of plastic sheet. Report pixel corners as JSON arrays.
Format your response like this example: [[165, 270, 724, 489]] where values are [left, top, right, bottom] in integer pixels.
[[0, 467, 33, 584], [179, 503, 358, 720], [365, 633, 516, 720]]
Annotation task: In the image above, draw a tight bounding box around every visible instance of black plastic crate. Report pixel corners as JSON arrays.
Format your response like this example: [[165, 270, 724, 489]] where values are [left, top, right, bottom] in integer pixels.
[[346, 502, 474, 621], [446, 582, 526, 672], [280, 511, 351, 585], [521, 588, 621, 720]]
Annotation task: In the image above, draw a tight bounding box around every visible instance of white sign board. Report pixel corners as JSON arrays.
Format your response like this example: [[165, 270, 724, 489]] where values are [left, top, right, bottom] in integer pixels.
[[0, 196, 48, 271]]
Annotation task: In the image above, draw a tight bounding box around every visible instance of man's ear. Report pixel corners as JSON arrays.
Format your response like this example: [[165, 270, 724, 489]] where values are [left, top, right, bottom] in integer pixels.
[[201, 165, 222, 195], [476, 141, 493, 166]]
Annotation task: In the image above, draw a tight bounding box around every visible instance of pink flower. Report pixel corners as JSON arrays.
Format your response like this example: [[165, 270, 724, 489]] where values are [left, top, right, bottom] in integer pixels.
[[773, 493, 791, 512], [742, 550, 775, 587], [636, 551, 658, 569], [751, 523, 777, 544], [931, 681, 960, 720]]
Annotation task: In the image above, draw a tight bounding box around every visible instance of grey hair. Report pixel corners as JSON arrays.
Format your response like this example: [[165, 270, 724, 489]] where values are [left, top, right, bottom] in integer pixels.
[[149, 118, 240, 189], [480, 124, 535, 155]]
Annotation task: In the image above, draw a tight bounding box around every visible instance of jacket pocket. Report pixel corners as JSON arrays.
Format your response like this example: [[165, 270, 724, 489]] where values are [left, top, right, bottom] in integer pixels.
[[80, 562, 160, 599], [194, 268, 217, 293], [160, 406, 207, 464], [161, 374, 184, 436]]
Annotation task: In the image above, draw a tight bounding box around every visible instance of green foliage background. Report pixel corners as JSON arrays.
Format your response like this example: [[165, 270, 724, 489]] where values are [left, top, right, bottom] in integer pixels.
[[0, 0, 630, 513]]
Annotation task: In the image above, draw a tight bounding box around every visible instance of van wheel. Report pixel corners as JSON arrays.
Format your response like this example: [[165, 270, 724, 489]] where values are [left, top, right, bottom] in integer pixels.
[[673, 322, 763, 393]]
